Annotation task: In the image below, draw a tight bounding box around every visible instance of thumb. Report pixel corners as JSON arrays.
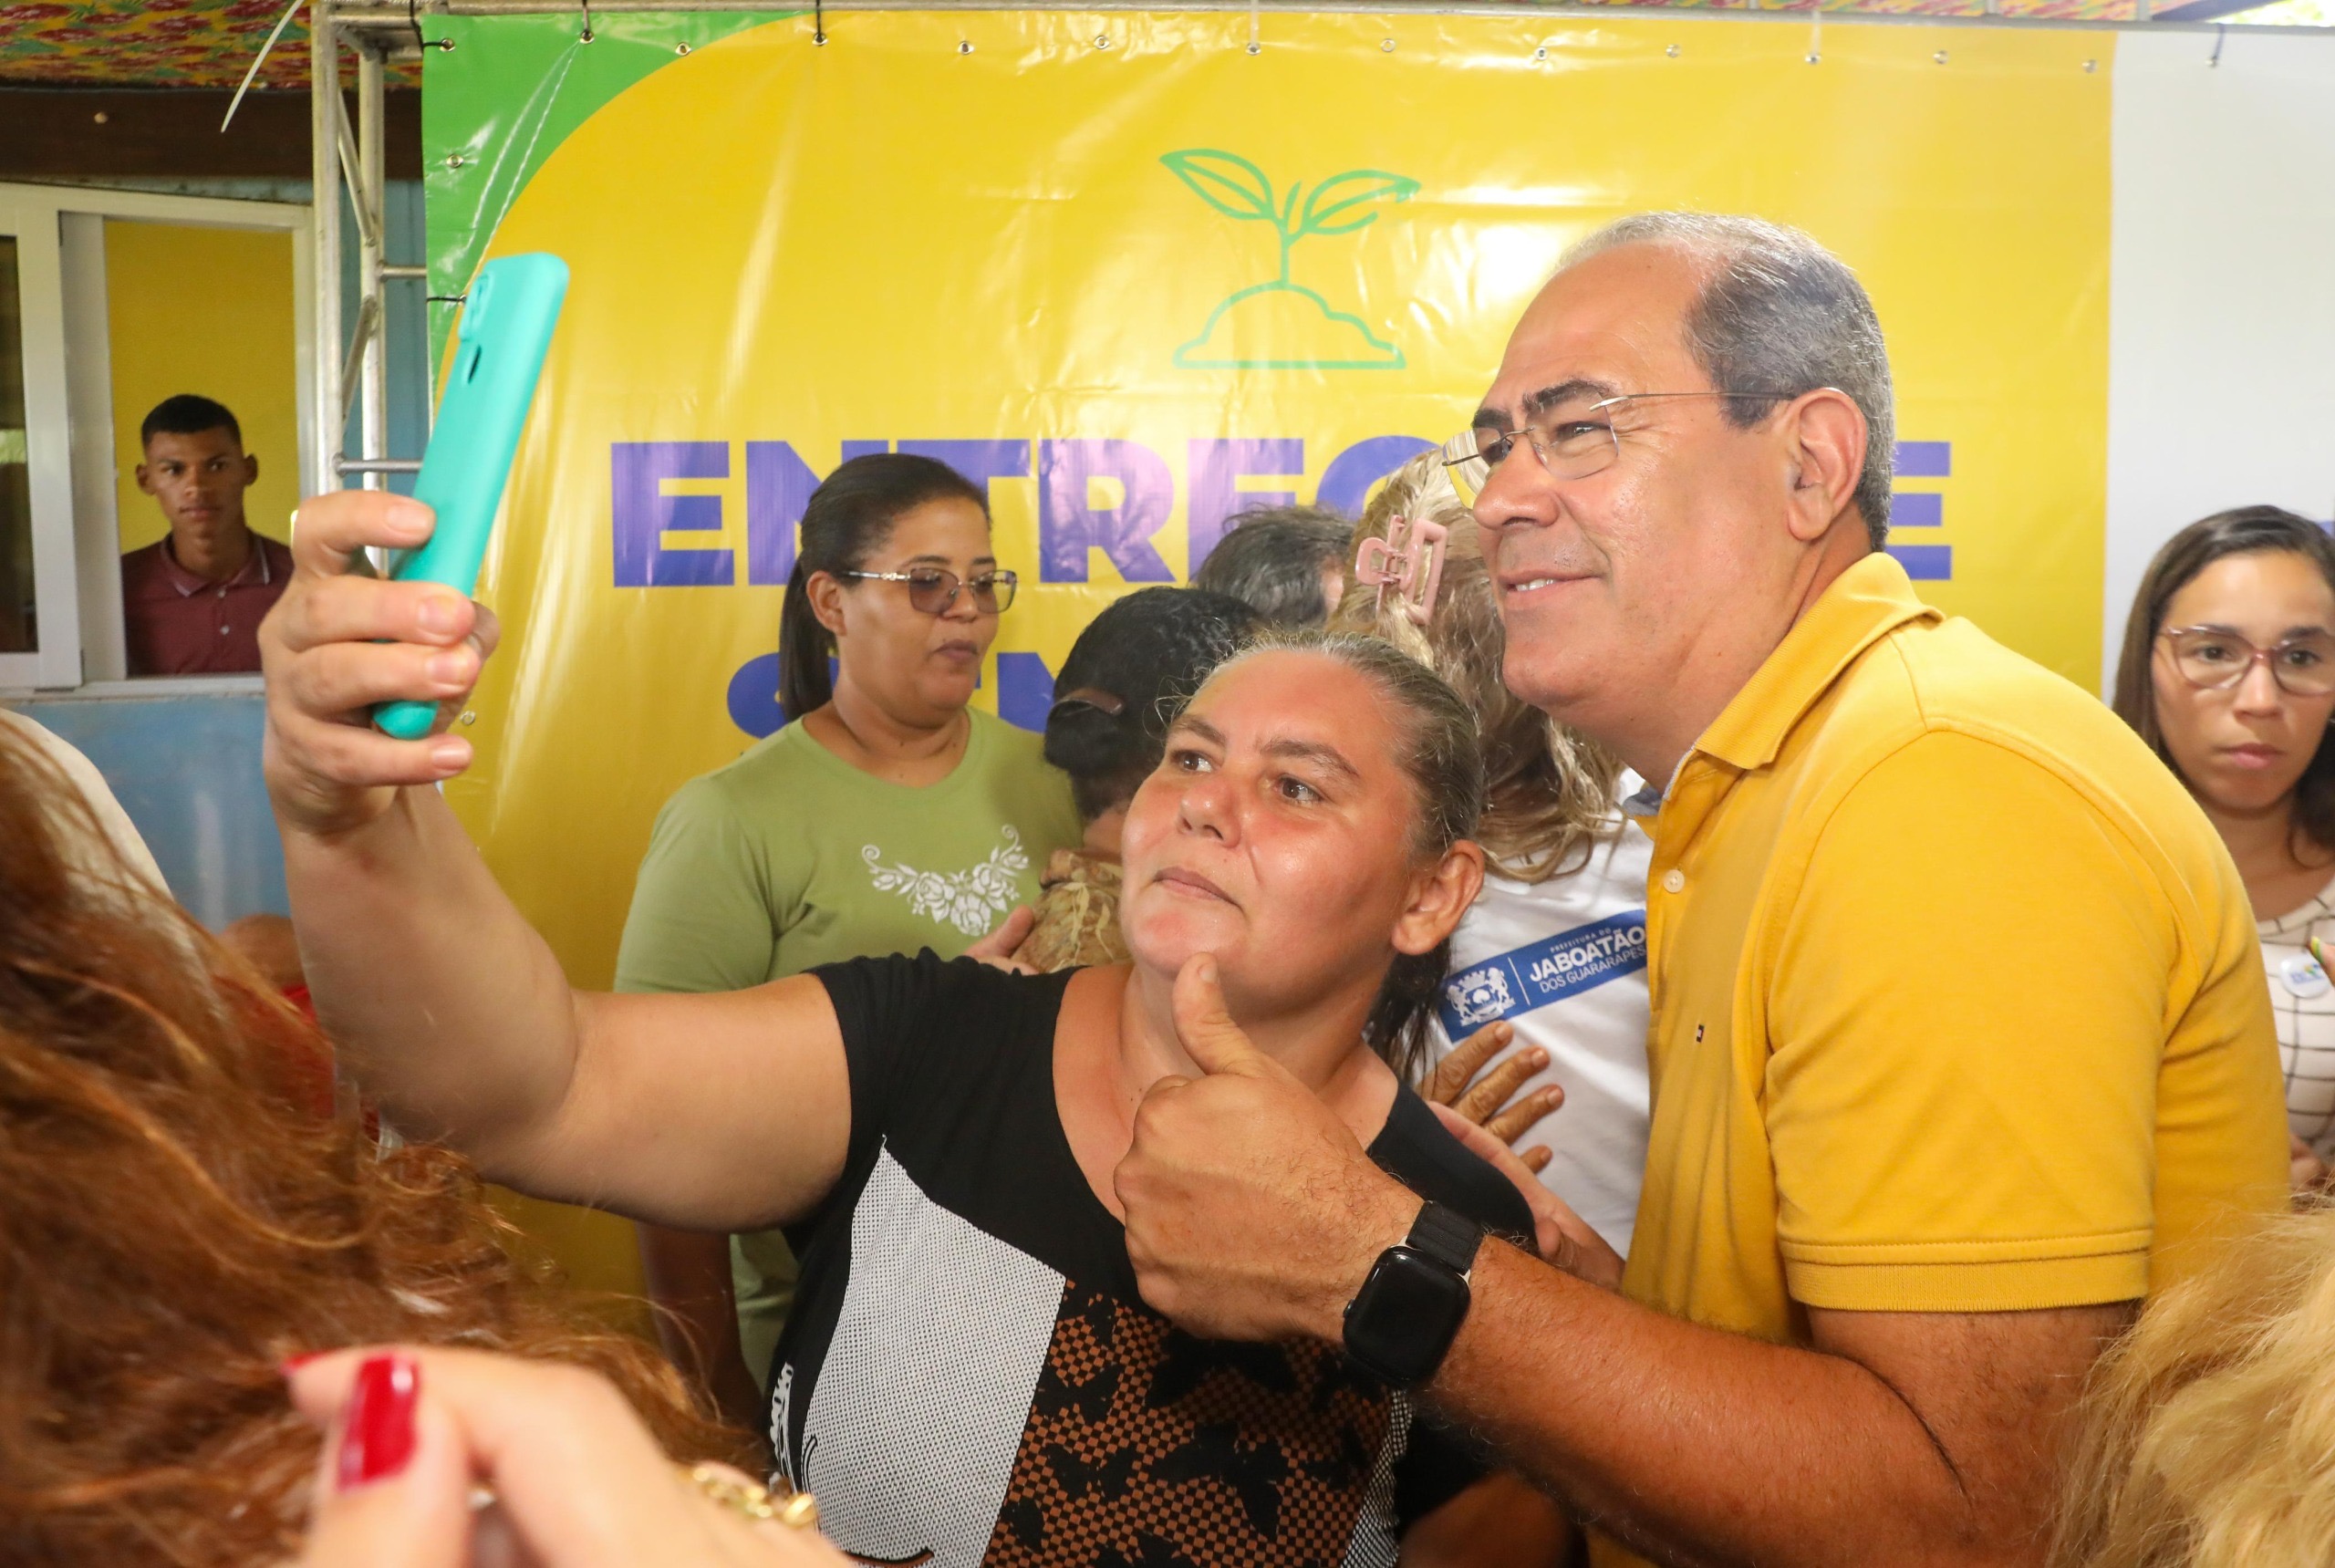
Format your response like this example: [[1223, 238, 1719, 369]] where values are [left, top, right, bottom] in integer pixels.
[[1171, 953, 1276, 1077]]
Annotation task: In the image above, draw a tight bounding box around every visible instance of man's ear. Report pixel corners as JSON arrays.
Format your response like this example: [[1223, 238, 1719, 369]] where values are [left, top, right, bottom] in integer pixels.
[[134, 460, 156, 496], [242, 453, 260, 486], [805, 570, 850, 639], [1393, 840, 1487, 958], [1780, 389, 1867, 545]]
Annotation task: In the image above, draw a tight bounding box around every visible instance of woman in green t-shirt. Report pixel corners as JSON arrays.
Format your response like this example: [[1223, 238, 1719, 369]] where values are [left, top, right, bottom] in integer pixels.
[[615, 453, 1081, 1429]]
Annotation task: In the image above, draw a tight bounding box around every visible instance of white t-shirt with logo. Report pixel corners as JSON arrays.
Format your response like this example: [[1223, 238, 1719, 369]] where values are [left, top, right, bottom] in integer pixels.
[[2257, 872, 2335, 1160], [1429, 797, 1654, 1256]]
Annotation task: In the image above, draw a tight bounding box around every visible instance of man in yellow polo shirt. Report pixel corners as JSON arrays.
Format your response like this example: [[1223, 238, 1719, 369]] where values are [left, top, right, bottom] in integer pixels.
[[1115, 212, 2287, 1566]]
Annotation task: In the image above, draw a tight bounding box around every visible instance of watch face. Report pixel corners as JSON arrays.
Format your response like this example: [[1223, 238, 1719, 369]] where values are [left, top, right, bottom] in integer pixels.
[[1344, 1246, 1471, 1387]]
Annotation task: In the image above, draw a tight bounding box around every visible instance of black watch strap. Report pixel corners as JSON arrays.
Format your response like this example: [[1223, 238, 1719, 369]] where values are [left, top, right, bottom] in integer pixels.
[[1406, 1200, 1486, 1276]]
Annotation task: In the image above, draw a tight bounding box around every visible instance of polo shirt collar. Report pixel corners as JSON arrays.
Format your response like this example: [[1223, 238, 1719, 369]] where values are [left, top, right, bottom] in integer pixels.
[[159, 534, 273, 597], [1693, 550, 1939, 774]]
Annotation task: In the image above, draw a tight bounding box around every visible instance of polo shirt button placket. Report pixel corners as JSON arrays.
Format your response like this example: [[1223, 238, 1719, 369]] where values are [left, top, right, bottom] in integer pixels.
[[1662, 867, 1686, 895]]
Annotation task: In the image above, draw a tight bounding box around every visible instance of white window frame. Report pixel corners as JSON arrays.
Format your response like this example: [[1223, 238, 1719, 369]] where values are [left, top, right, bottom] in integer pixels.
[[0, 182, 316, 694]]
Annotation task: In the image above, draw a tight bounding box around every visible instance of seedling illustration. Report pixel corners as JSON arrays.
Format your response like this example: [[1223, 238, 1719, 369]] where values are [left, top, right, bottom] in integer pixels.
[[1160, 150, 1419, 370]]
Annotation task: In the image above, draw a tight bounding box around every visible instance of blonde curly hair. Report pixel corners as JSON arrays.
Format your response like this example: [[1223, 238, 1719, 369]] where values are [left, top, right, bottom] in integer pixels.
[[2050, 1201, 2335, 1568], [1329, 452, 1621, 882]]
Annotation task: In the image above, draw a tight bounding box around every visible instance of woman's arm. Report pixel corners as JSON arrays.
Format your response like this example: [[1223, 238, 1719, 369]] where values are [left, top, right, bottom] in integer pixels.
[[262, 490, 848, 1231]]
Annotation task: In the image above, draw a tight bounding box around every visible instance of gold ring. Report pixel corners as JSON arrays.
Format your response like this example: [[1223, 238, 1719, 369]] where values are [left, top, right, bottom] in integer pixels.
[[677, 1461, 821, 1531]]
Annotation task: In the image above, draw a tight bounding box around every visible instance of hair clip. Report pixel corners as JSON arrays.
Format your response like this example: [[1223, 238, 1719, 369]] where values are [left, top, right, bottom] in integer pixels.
[[1354, 515, 1448, 628], [1047, 686, 1127, 724]]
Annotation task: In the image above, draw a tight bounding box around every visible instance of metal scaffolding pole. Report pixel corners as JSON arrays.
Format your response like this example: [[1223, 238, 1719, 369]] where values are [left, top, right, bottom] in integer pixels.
[[308, 5, 342, 498], [357, 36, 388, 492], [327, 0, 2335, 38], [312, 4, 426, 498]]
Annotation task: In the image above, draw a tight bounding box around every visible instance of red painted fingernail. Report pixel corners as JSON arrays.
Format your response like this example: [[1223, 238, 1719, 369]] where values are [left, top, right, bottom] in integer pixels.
[[279, 1351, 327, 1376], [336, 1353, 420, 1490]]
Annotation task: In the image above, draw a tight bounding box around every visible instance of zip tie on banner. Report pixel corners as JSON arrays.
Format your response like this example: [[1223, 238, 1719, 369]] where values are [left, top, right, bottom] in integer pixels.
[[221, 0, 306, 133], [1806, 2, 1822, 65], [579, 0, 594, 43], [815, 0, 826, 46], [1249, 0, 1261, 55]]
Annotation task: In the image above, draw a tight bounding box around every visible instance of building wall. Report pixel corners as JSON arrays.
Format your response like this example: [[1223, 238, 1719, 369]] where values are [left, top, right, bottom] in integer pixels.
[[2104, 30, 2335, 687], [105, 218, 303, 554]]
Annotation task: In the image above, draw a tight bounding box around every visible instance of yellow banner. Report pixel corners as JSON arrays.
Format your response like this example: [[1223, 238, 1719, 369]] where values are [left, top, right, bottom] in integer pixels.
[[451, 10, 2110, 989]]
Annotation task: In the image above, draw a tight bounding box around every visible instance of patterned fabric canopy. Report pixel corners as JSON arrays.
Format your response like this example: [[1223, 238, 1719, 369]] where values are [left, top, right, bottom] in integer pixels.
[[0, 0, 2285, 89], [0, 2, 420, 88]]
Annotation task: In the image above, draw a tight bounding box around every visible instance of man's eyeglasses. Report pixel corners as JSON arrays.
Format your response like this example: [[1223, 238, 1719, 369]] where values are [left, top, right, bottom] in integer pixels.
[[2157, 626, 2335, 698], [1440, 389, 1806, 504], [836, 567, 1019, 616]]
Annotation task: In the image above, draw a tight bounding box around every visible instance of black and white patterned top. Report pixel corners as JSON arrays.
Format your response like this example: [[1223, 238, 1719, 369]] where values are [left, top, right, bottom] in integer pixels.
[[770, 952, 1534, 1568], [2257, 873, 2335, 1158]]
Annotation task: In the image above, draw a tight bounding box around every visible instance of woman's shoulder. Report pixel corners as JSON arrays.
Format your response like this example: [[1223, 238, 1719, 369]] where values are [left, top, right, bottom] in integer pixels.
[[961, 706, 1036, 756], [2257, 867, 2335, 942], [654, 725, 852, 827], [815, 950, 1078, 1042], [1465, 834, 1650, 939], [963, 711, 1083, 836]]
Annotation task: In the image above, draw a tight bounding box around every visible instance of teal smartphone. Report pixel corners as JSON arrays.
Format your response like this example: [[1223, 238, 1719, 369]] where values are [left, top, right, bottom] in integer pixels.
[[373, 252, 569, 740]]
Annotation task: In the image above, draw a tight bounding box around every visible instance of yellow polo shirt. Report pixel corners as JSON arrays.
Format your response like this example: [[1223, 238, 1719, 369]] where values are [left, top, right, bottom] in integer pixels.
[[1593, 553, 2286, 1567]]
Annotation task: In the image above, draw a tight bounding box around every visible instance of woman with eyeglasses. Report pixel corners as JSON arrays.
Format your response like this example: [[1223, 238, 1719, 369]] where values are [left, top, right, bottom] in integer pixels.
[[617, 452, 1082, 1430], [2113, 505, 2335, 1191]]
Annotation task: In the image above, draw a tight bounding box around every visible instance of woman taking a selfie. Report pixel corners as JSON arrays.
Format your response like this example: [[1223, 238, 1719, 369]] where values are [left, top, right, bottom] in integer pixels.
[[2114, 505, 2335, 1189], [259, 487, 1567, 1568]]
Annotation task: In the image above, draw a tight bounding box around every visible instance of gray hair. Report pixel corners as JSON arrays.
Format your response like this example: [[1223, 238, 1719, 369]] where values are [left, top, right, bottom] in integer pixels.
[[1192, 506, 1355, 628], [1564, 213, 1895, 548]]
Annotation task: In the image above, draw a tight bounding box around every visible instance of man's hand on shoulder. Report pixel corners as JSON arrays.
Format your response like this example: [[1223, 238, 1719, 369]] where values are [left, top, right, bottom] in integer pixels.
[[1116, 955, 1417, 1343]]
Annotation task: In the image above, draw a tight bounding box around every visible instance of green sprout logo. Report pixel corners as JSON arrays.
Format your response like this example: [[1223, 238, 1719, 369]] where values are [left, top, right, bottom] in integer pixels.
[[1160, 150, 1419, 370]]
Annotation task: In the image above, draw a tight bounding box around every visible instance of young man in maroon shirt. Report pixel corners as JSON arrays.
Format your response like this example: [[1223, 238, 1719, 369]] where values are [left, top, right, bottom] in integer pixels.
[[119, 394, 294, 676]]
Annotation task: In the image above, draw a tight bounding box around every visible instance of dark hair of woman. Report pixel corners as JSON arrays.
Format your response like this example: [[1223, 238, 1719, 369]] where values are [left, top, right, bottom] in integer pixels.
[[2112, 505, 2335, 863], [0, 728, 738, 1565], [1044, 587, 1261, 822], [777, 452, 991, 720], [1215, 628, 1486, 1081]]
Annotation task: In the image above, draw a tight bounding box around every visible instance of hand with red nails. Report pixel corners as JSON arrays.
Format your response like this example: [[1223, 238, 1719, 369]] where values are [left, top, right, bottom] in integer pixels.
[[1114, 953, 1428, 1345], [260, 491, 498, 839], [289, 1345, 847, 1568]]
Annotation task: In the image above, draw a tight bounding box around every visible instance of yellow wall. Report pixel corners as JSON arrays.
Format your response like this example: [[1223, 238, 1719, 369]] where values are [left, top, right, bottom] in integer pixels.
[[105, 221, 300, 554]]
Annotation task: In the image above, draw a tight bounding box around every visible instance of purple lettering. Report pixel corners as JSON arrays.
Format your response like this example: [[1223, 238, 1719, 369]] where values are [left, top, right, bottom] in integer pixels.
[[995, 650, 1058, 732], [612, 441, 733, 587], [1187, 439, 1303, 574], [1038, 439, 1175, 584], [744, 441, 818, 585], [1316, 435, 1437, 519], [899, 440, 1032, 493]]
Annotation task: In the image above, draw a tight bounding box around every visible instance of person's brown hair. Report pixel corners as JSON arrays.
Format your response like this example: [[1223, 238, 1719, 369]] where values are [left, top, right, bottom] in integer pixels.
[[0, 726, 738, 1565], [1331, 452, 1622, 883], [1203, 628, 1485, 1082], [2111, 505, 2335, 862], [2050, 1201, 2335, 1568]]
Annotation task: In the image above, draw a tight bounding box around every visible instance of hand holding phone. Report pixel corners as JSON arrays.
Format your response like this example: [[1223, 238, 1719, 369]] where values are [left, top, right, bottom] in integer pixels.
[[373, 253, 569, 740]]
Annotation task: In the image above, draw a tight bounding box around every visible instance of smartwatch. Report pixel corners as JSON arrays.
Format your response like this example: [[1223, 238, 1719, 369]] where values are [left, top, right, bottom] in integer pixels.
[[1341, 1200, 1486, 1388]]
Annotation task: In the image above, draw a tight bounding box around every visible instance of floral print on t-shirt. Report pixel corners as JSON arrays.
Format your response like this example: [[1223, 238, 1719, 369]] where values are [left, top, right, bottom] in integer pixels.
[[865, 826, 1032, 935]]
